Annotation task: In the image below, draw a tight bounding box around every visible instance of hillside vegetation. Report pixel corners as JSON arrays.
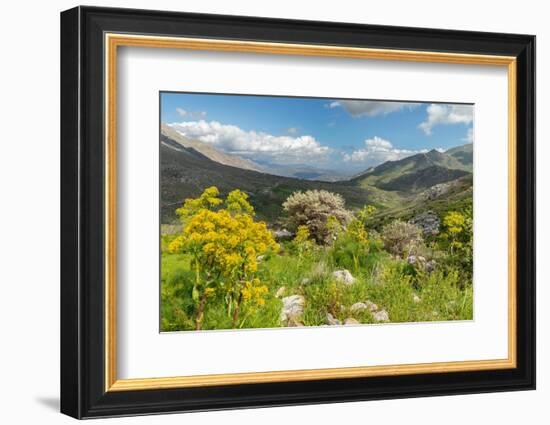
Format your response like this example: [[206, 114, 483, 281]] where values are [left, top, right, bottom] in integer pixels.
[[160, 126, 472, 224], [160, 127, 473, 331]]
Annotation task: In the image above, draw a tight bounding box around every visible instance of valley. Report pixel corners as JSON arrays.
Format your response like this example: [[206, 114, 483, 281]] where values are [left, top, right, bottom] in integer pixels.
[[160, 124, 473, 227]]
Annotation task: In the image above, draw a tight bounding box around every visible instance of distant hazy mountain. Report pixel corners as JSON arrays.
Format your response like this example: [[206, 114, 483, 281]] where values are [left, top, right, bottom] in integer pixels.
[[162, 124, 352, 181], [161, 127, 473, 226], [160, 130, 389, 223], [350, 147, 472, 193], [161, 124, 264, 172], [259, 163, 351, 182]]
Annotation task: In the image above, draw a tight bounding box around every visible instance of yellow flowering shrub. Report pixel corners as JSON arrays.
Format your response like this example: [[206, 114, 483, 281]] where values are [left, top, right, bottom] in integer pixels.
[[326, 215, 342, 243], [175, 186, 222, 219], [241, 278, 269, 306], [443, 211, 465, 231], [168, 235, 185, 254], [291, 225, 314, 259], [172, 186, 279, 329], [442, 211, 466, 253], [441, 210, 472, 263], [348, 205, 376, 244]]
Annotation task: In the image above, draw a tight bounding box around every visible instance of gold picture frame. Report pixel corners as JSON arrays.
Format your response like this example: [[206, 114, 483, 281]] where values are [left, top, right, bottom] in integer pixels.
[[104, 33, 517, 392]]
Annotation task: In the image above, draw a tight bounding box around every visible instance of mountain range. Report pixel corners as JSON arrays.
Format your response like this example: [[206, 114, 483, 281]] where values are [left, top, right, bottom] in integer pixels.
[[160, 125, 473, 225]]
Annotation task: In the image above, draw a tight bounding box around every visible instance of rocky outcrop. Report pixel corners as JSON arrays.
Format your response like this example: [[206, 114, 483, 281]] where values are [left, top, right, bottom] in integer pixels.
[[420, 182, 453, 201], [409, 211, 440, 236]]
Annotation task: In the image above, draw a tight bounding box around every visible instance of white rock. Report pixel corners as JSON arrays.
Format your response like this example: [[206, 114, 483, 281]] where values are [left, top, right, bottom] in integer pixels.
[[407, 255, 417, 265], [350, 300, 378, 314], [344, 317, 360, 325], [350, 302, 367, 313], [408, 255, 426, 266], [373, 309, 390, 322], [275, 286, 286, 298], [364, 300, 379, 312], [332, 269, 356, 285], [326, 313, 341, 326], [280, 295, 305, 325], [274, 228, 293, 240]]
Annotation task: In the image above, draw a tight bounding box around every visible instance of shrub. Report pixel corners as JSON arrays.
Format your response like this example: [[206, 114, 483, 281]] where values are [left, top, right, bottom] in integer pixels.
[[170, 186, 279, 329], [282, 190, 353, 245], [438, 207, 473, 282], [290, 225, 314, 259], [381, 220, 423, 257]]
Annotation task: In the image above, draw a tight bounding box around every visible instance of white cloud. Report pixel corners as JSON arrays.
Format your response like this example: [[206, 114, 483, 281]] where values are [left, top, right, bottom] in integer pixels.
[[329, 100, 418, 117], [343, 136, 430, 165], [286, 127, 298, 135], [462, 127, 474, 143], [168, 120, 330, 164], [175, 108, 207, 119], [419, 104, 473, 135]]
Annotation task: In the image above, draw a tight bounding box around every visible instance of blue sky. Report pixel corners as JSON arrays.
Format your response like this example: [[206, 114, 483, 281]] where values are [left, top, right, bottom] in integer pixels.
[[161, 92, 473, 174]]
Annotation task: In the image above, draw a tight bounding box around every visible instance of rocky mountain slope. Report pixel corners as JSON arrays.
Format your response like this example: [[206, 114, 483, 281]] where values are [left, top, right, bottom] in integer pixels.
[[160, 131, 396, 223], [160, 125, 473, 225], [446, 143, 473, 171], [350, 148, 472, 193], [161, 124, 264, 172]]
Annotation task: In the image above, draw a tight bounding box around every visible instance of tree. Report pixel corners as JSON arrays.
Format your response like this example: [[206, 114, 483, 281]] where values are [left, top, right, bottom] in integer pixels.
[[282, 190, 353, 245], [169, 187, 279, 329]]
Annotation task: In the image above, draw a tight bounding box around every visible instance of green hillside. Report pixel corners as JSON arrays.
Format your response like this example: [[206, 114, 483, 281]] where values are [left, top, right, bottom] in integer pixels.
[[350, 148, 471, 192], [161, 126, 473, 226], [161, 135, 402, 223], [446, 143, 473, 171]]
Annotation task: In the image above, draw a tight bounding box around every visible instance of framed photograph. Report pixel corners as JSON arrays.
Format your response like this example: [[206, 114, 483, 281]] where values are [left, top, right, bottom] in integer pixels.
[[60, 6, 535, 419]]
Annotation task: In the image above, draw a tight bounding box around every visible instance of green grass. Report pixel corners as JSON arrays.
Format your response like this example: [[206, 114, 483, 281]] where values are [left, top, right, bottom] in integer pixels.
[[160, 240, 473, 332]]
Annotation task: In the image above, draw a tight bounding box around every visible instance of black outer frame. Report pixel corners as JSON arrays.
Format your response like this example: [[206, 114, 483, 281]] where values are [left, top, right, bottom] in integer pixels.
[[60, 5, 535, 419]]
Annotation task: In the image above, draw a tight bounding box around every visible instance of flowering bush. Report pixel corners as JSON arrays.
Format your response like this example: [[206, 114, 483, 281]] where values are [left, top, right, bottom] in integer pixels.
[[380, 220, 423, 258], [170, 187, 279, 329], [439, 208, 473, 281], [290, 225, 314, 259], [282, 190, 353, 245], [442, 211, 467, 253]]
